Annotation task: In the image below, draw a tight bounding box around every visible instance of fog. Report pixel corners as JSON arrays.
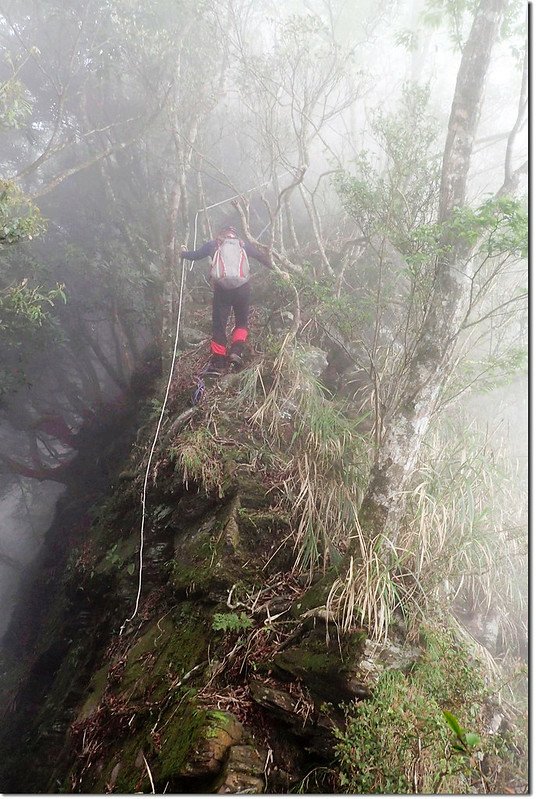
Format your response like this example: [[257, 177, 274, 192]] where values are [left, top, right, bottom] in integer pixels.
[[0, 479, 64, 637], [0, 0, 527, 656]]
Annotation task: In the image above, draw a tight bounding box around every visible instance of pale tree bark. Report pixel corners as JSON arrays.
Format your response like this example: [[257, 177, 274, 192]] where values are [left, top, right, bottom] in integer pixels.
[[161, 158, 182, 356], [357, 0, 506, 550]]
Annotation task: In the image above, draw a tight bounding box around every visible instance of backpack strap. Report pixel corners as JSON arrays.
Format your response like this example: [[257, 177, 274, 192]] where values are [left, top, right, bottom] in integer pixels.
[[213, 244, 226, 278]]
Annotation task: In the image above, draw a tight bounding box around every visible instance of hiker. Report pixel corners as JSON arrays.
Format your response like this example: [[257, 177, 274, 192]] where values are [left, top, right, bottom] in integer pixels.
[[180, 226, 272, 374]]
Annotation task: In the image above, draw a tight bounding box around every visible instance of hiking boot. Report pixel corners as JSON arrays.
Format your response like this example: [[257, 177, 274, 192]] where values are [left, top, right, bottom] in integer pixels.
[[205, 354, 227, 376], [229, 342, 245, 368]]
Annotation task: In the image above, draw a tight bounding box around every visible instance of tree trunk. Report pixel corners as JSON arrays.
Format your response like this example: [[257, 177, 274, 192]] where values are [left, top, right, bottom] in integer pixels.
[[357, 0, 506, 551], [162, 175, 182, 358], [84, 329, 128, 391], [110, 298, 134, 380]]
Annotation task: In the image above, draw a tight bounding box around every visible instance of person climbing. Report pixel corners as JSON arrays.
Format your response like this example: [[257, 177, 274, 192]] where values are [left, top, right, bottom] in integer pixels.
[[180, 226, 272, 374]]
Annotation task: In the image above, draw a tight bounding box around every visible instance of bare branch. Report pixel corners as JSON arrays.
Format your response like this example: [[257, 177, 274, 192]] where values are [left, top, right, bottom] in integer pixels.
[[461, 292, 528, 331], [232, 198, 302, 275]]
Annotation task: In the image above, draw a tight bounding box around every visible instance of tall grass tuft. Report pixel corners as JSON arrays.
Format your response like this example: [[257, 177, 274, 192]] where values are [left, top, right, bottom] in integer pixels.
[[326, 527, 412, 643], [237, 344, 370, 575], [399, 421, 527, 654], [327, 420, 527, 652]]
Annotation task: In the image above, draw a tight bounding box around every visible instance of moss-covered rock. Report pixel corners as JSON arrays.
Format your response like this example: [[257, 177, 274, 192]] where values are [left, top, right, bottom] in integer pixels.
[[76, 663, 109, 722], [290, 568, 338, 618], [274, 625, 368, 704], [170, 499, 251, 598], [177, 710, 244, 778], [156, 700, 207, 786], [1, 342, 526, 797], [215, 743, 266, 794], [65, 604, 213, 792], [170, 488, 292, 599]]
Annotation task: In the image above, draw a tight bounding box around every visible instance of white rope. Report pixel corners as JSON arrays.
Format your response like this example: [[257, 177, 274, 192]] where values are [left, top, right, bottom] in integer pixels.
[[119, 256, 187, 635], [119, 171, 289, 634]]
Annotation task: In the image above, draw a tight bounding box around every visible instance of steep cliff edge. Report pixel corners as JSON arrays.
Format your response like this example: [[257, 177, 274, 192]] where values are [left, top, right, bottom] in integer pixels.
[[0, 344, 527, 794]]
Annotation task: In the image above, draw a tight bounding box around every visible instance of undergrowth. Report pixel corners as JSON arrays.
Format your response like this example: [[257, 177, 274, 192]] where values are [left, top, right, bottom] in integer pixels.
[[168, 342, 526, 668], [326, 416, 527, 651], [236, 343, 370, 575], [399, 421, 528, 654], [334, 626, 527, 794], [170, 427, 226, 497]]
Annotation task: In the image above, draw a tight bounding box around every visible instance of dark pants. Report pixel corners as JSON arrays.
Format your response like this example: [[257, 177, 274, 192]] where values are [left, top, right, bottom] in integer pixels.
[[211, 281, 251, 355]]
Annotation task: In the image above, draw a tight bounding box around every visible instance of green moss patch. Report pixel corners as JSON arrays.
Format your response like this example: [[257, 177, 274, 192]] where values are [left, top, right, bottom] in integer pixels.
[[68, 604, 212, 791], [274, 625, 367, 704], [170, 499, 255, 597], [156, 697, 207, 783], [76, 664, 109, 722], [119, 608, 208, 701]]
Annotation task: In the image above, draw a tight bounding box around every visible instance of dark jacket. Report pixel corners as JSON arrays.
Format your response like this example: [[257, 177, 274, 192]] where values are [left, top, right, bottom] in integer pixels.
[[181, 239, 271, 269]]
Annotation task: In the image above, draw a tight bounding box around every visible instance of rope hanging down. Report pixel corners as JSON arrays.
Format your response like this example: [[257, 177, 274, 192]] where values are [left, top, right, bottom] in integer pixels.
[[119, 173, 289, 635], [119, 255, 187, 635]]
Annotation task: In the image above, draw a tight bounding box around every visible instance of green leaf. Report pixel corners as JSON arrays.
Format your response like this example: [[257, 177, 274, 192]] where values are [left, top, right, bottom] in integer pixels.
[[464, 732, 480, 748], [443, 710, 464, 738], [212, 612, 253, 632]]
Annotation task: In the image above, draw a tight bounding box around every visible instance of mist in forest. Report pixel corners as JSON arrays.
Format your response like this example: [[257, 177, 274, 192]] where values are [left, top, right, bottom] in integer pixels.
[[0, 0, 527, 655]]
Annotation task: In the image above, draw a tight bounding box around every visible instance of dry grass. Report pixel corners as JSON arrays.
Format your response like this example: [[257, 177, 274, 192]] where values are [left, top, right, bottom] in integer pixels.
[[170, 426, 226, 497], [399, 422, 527, 654], [325, 530, 412, 643], [326, 420, 527, 651], [237, 344, 370, 575]]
